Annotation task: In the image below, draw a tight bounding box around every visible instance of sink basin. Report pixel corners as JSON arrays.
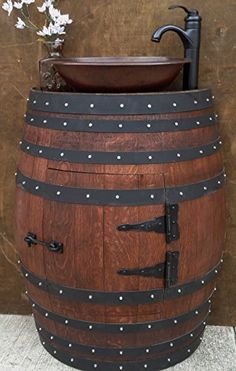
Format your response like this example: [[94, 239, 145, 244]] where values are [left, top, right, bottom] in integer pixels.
[[53, 57, 190, 93]]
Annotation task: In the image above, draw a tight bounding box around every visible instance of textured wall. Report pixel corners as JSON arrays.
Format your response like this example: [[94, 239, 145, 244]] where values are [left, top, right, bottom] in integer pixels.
[[0, 0, 235, 324]]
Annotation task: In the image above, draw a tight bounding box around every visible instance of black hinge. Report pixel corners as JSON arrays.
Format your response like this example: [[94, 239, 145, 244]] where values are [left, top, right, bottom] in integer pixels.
[[24, 232, 64, 254], [118, 251, 179, 288], [117, 204, 180, 244]]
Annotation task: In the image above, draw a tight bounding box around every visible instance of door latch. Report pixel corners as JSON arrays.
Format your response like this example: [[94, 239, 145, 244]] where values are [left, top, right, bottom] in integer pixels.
[[24, 232, 63, 254], [118, 251, 179, 288], [117, 204, 180, 244]]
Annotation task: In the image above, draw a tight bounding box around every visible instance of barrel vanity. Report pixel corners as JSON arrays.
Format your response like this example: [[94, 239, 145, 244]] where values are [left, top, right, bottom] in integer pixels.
[[15, 5, 226, 371]]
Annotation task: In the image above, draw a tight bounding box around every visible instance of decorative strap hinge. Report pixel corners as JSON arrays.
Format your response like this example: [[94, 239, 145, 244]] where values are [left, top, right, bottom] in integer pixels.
[[118, 251, 180, 288], [117, 204, 180, 244]]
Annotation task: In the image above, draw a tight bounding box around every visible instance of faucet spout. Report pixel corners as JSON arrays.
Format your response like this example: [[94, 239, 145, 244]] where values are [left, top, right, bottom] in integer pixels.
[[152, 25, 193, 49]]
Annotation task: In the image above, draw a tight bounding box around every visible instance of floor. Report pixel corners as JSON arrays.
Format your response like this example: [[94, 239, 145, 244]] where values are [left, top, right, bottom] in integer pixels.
[[0, 315, 235, 371]]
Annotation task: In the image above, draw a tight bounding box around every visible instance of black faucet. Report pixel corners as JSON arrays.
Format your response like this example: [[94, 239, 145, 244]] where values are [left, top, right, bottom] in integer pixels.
[[152, 5, 202, 90]]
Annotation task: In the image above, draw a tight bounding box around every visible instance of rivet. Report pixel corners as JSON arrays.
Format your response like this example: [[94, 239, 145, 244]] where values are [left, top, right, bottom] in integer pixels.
[[38, 327, 41, 331], [212, 95, 215, 99], [187, 349, 191, 353], [27, 98, 29, 101], [196, 121, 200, 125], [147, 123, 152, 128], [63, 122, 68, 127], [59, 289, 63, 294], [119, 296, 123, 301], [30, 118, 34, 122], [56, 191, 61, 196], [119, 366, 123, 370], [201, 280, 205, 284], [32, 304, 35, 308], [168, 359, 171, 362], [146, 349, 150, 353], [209, 309, 212, 313], [147, 104, 152, 109], [218, 181, 221, 185], [177, 153, 181, 158], [119, 351, 123, 355], [68, 343, 72, 348], [194, 100, 198, 104], [60, 152, 65, 157], [179, 192, 184, 197], [203, 322, 206, 325], [25, 290, 28, 295], [93, 365, 98, 369], [35, 186, 39, 190], [25, 273, 29, 277], [178, 288, 182, 293], [224, 174, 227, 178], [19, 141, 22, 145], [170, 342, 174, 347], [86, 194, 90, 199], [148, 325, 152, 329], [65, 320, 69, 325], [174, 320, 178, 324], [17, 260, 21, 264], [144, 365, 148, 369], [38, 282, 42, 286], [89, 325, 93, 330], [199, 150, 204, 154], [89, 122, 93, 127], [38, 150, 43, 154], [190, 333, 194, 338], [50, 336, 54, 340], [92, 349, 96, 353], [206, 98, 210, 102], [88, 154, 92, 159], [89, 295, 93, 300], [208, 300, 212, 304], [150, 194, 155, 199], [117, 155, 122, 160], [215, 113, 219, 118], [215, 269, 218, 274], [45, 313, 48, 317], [120, 103, 125, 108], [24, 114, 27, 118], [214, 287, 217, 291], [150, 294, 155, 299], [148, 155, 153, 160], [43, 120, 47, 124], [15, 172, 18, 176], [33, 100, 37, 104], [213, 146, 217, 150], [26, 146, 30, 151], [118, 124, 123, 128], [219, 141, 222, 145], [174, 122, 179, 127], [195, 310, 199, 315], [120, 327, 124, 332], [116, 195, 120, 199], [53, 350, 57, 354], [64, 102, 69, 107], [200, 337, 203, 341], [90, 104, 95, 109], [71, 358, 74, 363], [221, 259, 224, 263], [209, 117, 213, 121], [22, 181, 26, 185], [173, 102, 177, 107], [45, 102, 49, 106], [42, 341, 45, 345], [203, 186, 208, 191]]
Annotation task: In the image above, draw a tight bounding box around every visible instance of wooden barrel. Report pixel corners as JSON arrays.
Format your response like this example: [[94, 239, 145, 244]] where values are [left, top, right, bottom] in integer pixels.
[[15, 88, 226, 370]]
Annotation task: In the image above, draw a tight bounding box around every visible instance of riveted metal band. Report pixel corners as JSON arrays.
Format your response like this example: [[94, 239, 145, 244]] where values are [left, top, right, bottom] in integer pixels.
[[21, 260, 221, 305], [39, 331, 202, 370], [25, 111, 217, 133], [36, 318, 207, 357], [28, 88, 213, 115], [30, 294, 212, 333], [20, 138, 221, 165], [16, 170, 225, 206]]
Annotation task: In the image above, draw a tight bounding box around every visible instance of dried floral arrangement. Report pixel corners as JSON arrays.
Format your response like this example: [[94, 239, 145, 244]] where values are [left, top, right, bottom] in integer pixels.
[[1, 0, 73, 45]]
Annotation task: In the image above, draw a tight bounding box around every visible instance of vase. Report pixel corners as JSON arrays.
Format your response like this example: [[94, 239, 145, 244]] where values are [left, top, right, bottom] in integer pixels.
[[39, 40, 68, 91]]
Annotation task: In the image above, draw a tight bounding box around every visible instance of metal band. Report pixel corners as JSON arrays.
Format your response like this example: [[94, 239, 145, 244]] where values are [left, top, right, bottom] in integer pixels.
[[25, 111, 217, 133], [21, 260, 221, 305], [36, 319, 207, 357], [20, 138, 221, 165], [30, 294, 212, 333], [28, 88, 213, 115], [39, 331, 202, 370], [16, 170, 225, 206]]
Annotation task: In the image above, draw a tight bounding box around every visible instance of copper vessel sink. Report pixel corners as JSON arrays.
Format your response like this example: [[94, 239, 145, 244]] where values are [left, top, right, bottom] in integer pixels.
[[53, 57, 190, 93]]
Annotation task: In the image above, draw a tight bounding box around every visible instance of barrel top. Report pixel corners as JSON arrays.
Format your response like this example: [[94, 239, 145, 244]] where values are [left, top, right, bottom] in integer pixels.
[[28, 88, 213, 115]]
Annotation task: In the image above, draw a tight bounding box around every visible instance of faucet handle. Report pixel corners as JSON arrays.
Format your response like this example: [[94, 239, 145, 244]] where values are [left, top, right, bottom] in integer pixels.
[[168, 5, 199, 16]]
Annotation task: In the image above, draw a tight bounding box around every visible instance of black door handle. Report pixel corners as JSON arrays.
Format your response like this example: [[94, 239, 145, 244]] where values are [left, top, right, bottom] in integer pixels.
[[24, 232, 63, 254]]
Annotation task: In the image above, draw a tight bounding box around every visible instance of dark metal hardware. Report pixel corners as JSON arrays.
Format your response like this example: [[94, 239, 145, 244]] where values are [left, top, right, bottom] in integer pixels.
[[118, 251, 180, 288], [152, 5, 202, 90], [24, 232, 63, 253], [117, 204, 180, 244]]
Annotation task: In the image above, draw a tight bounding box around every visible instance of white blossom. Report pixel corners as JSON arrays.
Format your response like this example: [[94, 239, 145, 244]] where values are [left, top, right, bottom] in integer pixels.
[[14, 0, 35, 9], [37, 0, 54, 13], [48, 5, 72, 25], [15, 16, 26, 29], [37, 22, 65, 37], [2, 0, 13, 16]]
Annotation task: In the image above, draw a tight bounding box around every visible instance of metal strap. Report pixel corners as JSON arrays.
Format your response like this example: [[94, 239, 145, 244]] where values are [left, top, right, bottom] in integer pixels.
[[20, 138, 221, 165], [36, 318, 207, 357], [16, 170, 225, 206], [39, 331, 203, 370], [25, 111, 217, 133], [28, 88, 213, 115], [21, 260, 221, 305], [30, 294, 212, 333]]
